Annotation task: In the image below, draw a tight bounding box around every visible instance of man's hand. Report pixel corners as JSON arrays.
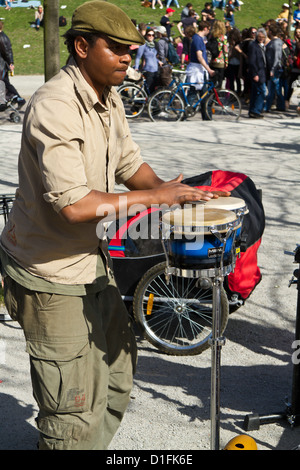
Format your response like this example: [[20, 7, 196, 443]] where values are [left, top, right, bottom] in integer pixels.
[[152, 173, 214, 205], [211, 190, 231, 198]]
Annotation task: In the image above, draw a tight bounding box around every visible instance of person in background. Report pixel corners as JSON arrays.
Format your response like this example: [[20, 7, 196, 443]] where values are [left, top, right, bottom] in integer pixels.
[[231, 0, 241, 10], [226, 27, 242, 94], [186, 21, 215, 83], [207, 19, 228, 89], [155, 25, 169, 65], [4, 1, 11, 10], [240, 27, 255, 103], [201, 2, 213, 21], [0, 21, 26, 109], [35, 5, 44, 30], [151, 0, 163, 10], [166, 0, 180, 9], [294, 1, 300, 26], [277, 3, 290, 20], [224, 6, 235, 27], [226, 0, 241, 11], [248, 27, 267, 118], [285, 26, 300, 108], [264, 23, 285, 112], [155, 25, 173, 85], [174, 35, 184, 59], [134, 28, 162, 93], [177, 8, 197, 37], [186, 19, 215, 112], [177, 9, 198, 69], [138, 22, 147, 37], [160, 8, 175, 39], [212, 0, 226, 10], [181, 2, 199, 20]]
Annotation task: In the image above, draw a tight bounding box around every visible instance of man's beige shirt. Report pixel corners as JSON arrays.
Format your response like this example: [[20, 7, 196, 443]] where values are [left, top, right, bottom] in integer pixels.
[[1, 59, 144, 286]]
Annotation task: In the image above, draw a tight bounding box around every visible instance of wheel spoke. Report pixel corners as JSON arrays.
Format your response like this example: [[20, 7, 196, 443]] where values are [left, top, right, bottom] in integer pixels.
[[148, 89, 184, 122], [118, 84, 147, 118], [205, 90, 241, 121], [133, 263, 229, 355]]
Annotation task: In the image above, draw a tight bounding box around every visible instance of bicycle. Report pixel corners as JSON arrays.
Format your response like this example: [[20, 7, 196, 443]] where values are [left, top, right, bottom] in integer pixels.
[[132, 261, 229, 356], [117, 68, 187, 119], [147, 79, 242, 122], [117, 77, 150, 119]]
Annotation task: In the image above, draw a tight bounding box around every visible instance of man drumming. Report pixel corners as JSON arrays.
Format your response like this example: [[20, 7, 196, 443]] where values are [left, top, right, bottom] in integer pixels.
[[0, 1, 220, 450]]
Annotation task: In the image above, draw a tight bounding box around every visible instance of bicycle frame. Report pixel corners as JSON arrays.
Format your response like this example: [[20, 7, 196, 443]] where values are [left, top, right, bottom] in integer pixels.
[[164, 80, 233, 117], [118, 69, 187, 118], [176, 80, 216, 108]]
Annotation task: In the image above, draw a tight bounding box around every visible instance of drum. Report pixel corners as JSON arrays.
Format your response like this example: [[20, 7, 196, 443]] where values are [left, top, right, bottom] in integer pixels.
[[205, 197, 248, 240], [161, 206, 240, 271]]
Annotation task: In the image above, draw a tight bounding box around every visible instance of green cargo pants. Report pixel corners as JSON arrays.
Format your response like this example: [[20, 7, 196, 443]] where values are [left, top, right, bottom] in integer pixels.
[[4, 274, 137, 450]]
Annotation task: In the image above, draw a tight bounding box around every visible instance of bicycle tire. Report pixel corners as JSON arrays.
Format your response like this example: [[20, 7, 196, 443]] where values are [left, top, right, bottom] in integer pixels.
[[205, 89, 241, 121], [147, 88, 185, 122], [118, 83, 147, 118], [133, 262, 229, 356]]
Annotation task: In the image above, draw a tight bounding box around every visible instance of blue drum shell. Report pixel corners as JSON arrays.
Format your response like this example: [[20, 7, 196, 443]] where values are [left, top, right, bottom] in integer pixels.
[[167, 233, 235, 269]]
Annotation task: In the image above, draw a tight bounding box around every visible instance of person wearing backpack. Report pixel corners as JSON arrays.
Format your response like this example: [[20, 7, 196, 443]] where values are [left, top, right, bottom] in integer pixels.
[[207, 20, 228, 89], [155, 26, 173, 85]]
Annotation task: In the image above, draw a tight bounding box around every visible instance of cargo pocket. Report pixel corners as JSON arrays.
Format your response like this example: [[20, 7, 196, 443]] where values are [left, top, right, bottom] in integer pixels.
[[27, 339, 91, 414], [36, 416, 83, 450]]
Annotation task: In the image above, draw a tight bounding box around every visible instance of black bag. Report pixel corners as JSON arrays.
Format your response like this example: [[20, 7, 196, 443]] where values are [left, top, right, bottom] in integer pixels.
[[182, 170, 265, 305], [167, 42, 180, 65], [206, 37, 219, 64], [59, 16, 67, 27], [159, 64, 172, 86]]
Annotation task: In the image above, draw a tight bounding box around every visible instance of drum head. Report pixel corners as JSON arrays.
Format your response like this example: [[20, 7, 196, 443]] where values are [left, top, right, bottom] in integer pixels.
[[162, 207, 239, 235], [205, 196, 249, 214]]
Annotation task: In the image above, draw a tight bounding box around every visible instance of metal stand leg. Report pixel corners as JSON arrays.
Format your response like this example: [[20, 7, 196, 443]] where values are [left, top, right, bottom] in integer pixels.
[[210, 275, 226, 450]]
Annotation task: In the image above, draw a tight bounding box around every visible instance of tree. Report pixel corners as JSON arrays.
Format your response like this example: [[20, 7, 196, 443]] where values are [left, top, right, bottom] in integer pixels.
[[44, 0, 60, 82], [288, 0, 294, 37]]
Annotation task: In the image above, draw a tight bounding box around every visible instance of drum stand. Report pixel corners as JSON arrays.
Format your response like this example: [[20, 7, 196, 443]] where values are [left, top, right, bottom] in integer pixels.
[[243, 245, 300, 432], [210, 273, 226, 450], [208, 227, 237, 450], [162, 224, 238, 450]]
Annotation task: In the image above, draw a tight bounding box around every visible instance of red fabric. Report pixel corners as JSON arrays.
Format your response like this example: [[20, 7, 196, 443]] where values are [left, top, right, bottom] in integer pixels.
[[195, 170, 247, 193], [227, 240, 262, 299], [108, 207, 159, 257], [296, 50, 300, 70]]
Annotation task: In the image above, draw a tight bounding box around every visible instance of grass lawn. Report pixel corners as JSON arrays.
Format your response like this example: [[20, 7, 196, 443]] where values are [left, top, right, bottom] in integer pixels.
[[0, 0, 291, 75]]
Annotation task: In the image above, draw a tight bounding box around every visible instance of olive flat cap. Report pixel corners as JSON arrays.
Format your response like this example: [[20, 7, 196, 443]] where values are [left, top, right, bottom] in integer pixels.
[[71, 0, 145, 45]]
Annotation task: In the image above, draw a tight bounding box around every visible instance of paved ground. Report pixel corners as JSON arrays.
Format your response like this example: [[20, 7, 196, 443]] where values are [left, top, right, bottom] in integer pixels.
[[1, 75, 300, 451]]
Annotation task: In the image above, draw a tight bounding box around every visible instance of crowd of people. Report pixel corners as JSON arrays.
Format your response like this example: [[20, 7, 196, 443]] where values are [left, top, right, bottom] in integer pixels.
[[133, 1, 300, 118]]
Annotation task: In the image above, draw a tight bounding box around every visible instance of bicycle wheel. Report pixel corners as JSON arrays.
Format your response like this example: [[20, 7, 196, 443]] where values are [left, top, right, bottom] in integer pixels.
[[147, 89, 185, 122], [133, 262, 229, 356], [118, 83, 147, 118], [205, 89, 241, 121]]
